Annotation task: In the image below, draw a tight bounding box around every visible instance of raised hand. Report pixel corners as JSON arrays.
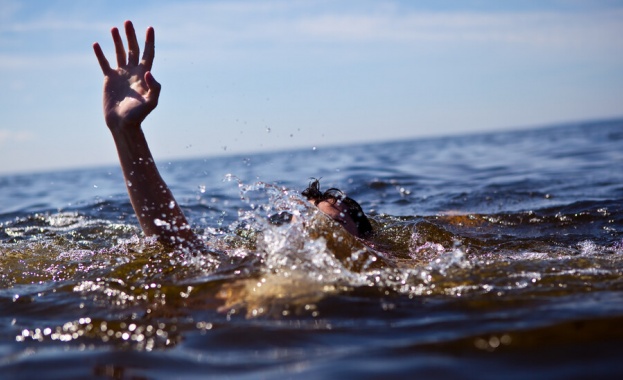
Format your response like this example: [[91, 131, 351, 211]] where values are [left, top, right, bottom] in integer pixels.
[[91, 22, 209, 255], [93, 20, 160, 131]]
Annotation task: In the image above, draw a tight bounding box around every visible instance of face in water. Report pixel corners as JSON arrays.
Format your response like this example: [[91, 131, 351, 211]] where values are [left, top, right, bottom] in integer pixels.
[[302, 179, 373, 239]]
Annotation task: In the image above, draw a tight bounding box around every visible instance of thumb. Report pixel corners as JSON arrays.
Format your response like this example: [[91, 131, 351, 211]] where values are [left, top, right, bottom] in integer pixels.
[[144, 71, 161, 105]]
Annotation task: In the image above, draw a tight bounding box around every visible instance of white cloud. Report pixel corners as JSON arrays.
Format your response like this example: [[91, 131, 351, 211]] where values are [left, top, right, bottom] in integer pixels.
[[1, 19, 109, 33], [143, 3, 623, 59], [3, 2, 621, 72], [285, 9, 623, 49], [0, 129, 35, 145], [0, 52, 94, 70]]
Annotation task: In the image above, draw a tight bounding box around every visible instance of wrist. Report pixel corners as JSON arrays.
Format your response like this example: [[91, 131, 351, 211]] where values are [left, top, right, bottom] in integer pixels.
[[109, 122, 148, 153], [107, 118, 142, 135]]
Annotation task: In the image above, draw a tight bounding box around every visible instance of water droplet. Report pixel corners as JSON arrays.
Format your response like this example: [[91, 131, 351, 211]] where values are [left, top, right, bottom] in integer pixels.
[[489, 336, 500, 348]]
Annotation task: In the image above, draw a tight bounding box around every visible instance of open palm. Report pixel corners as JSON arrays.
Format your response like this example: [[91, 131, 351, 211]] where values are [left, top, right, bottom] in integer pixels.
[[93, 21, 160, 131]]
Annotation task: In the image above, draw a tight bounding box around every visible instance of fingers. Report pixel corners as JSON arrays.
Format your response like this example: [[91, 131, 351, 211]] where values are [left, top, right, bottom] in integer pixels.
[[92, 42, 111, 75], [98, 21, 153, 72], [141, 26, 155, 71], [111, 27, 126, 68], [125, 20, 140, 66]]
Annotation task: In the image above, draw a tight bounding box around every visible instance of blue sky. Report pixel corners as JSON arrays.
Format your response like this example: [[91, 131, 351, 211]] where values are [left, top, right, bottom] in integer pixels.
[[1, 0, 622, 174]]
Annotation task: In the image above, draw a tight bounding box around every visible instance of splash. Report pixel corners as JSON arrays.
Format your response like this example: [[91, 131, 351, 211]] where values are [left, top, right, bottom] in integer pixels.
[[210, 179, 381, 317]]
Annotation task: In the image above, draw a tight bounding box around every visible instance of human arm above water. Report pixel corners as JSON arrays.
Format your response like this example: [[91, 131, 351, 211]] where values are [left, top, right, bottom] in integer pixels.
[[93, 21, 203, 252]]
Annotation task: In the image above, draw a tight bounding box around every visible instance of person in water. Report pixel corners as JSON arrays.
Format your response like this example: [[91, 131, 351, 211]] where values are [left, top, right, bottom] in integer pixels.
[[93, 21, 373, 253], [302, 179, 373, 239]]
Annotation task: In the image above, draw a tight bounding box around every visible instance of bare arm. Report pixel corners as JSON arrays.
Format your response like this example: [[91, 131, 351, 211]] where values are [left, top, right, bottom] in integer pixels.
[[93, 21, 203, 252]]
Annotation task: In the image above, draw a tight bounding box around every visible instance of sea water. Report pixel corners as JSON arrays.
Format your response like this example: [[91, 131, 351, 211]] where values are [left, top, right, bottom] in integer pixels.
[[1, 119, 623, 379]]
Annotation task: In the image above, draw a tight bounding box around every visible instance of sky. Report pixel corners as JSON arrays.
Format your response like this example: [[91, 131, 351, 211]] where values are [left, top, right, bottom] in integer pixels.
[[0, 0, 622, 175]]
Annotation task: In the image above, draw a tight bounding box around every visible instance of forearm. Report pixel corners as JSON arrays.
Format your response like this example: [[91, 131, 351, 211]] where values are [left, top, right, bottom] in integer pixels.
[[111, 125, 198, 249]]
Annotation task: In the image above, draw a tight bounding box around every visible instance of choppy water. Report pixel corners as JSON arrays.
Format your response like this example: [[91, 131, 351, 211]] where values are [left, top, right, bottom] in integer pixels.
[[1, 119, 623, 379]]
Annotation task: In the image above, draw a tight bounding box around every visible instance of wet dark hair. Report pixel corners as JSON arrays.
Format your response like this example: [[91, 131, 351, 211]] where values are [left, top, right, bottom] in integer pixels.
[[302, 179, 373, 238]]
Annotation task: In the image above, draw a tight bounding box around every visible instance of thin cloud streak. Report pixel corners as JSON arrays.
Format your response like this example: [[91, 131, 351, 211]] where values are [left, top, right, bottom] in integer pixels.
[[0, 20, 110, 33], [147, 5, 623, 57], [2, 4, 621, 69], [0, 53, 93, 70], [297, 10, 623, 47], [0, 130, 35, 145]]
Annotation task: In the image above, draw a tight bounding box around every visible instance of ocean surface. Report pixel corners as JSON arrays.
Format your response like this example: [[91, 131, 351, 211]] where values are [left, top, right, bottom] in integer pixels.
[[1, 119, 623, 379]]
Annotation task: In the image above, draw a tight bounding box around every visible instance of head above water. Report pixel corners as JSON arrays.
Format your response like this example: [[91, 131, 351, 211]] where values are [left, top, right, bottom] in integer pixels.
[[302, 179, 373, 239]]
